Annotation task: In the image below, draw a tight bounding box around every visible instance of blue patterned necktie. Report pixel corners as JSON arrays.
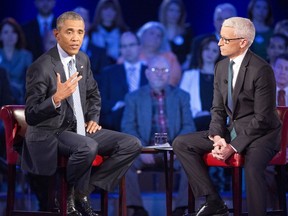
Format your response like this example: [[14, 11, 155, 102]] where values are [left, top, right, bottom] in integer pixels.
[[128, 66, 138, 92], [68, 59, 86, 136]]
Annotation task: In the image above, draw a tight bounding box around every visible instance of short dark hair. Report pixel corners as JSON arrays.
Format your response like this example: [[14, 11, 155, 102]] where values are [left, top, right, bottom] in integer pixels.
[[275, 53, 288, 64]]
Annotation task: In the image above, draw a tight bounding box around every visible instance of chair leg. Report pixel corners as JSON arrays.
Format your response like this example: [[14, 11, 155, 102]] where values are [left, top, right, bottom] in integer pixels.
[[276, 165, 287, 216], [6, 164, 16, 216], [232, 167, 242, 216], [101, 189, 108, 216], [118, 176, 126, 216], [187, 185, 195, 213]]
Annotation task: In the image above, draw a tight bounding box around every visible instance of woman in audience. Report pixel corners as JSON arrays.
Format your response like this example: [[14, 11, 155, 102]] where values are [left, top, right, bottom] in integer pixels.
[[0, 17, 32, 105], [90, 0, 128, 63], [158, 0, 193, 70], [137, 21, 182, 86], [247, 0, 274, 59]]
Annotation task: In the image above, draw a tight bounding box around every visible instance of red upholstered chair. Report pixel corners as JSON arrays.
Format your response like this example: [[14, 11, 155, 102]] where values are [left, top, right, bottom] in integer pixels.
[[188, 107, 288, 216], [0, 105, 126, 216]]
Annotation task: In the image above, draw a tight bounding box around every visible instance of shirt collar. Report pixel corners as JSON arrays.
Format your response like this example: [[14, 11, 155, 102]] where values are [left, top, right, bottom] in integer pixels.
[[37, 14, 54, 25], [57, 43, 75, 66], [230, 49, 248, 66]]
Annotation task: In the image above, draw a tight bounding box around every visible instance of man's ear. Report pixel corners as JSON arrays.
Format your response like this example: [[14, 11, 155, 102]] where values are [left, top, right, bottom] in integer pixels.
[[240, 39, 248, 49]]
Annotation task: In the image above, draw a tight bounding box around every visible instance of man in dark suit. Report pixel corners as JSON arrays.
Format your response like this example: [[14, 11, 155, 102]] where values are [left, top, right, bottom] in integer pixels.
[[99, 31, 148, 131], [22, 11, 141, 216], [173, 17, 281, 216], [22, 0, 57, 60]]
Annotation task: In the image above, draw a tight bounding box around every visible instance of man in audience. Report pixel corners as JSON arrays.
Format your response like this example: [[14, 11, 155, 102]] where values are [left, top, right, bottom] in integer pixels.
[[22, 0, 57, 60], [190, 3, 237, 68], [99, 31, 148, 131], [173, 17, 281, 216], [122, 55, 196, 216]]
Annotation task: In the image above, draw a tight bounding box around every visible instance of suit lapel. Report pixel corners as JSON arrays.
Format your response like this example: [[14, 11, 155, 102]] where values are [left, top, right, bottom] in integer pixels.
[[232, 50, 251, 112]]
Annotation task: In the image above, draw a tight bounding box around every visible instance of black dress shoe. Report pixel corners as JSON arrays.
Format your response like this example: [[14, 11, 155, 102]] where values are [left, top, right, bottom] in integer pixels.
[[67, 186, 82, 216], [185, 201, 229, 216], [172, 206, 187, 216], [132, 207, 149, 216], [75, 196, 100, 216]]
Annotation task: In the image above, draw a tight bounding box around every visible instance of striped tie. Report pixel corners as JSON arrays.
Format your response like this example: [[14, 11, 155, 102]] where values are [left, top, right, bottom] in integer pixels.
[[68, 59, 86, 136], [128, 66, 138, 92]]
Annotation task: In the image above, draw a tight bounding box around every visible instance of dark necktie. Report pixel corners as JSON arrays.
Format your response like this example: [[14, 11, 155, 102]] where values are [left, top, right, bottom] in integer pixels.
[[278, 89, 286, 106], [228, 60, 235, 111], [68, 59, 86, 136], [228, 60, 237, 140]]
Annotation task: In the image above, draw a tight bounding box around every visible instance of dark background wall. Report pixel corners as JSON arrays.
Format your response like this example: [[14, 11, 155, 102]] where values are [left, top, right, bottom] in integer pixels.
[[1, 0, 288, 36]]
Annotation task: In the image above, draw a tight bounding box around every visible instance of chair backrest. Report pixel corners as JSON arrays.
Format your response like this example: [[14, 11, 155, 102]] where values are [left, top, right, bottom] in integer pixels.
[[270, 106, 288, 165], [0, 105, 26, 164]]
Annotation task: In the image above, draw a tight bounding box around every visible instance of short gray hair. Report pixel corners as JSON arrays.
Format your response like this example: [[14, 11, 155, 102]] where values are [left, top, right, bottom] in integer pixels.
[[222, 17, 255, 47], [56, 11, 84, 30]]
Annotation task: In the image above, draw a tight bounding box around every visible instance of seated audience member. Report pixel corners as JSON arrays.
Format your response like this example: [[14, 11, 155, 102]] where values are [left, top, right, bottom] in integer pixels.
[[73, 6, 111, 82], [173, 17, 281, 216], [99, 31, 148, 131], [90, 0, 129, 64], [158, 0, 193, 70], [247, 0, 274, 59], [22, 0, 57, 60], [136, 21, 182, 86], [121, 55, 196, 216], [275, 54, 288, 106], [22, 11, 141, 215], [0, 17, 33, 105], [266, 33, 288, 65], [274, 19, 288, 38], [189, 3, 237, 68], [180, 36, 221, 131]]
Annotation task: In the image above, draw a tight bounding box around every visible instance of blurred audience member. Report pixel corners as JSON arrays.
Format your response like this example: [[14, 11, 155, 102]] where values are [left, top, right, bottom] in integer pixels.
[[274, 19, 288, 38], [180, 36, 220, 131], [158, 0, 193, 70], [0, 17, 32, 105], [74, 6, 111, 82], [122, 55, 196, 216], [90, 0, 128, 63], [248, 0, 274, 59], [99, 31, 148, 131], [22, 0, 56, 60], [136, 21, 182, 86], [266, 33, 288, 65], [43, 29, 56, 52], [189, 3, 237, 68], [275, 53, 288, 106]]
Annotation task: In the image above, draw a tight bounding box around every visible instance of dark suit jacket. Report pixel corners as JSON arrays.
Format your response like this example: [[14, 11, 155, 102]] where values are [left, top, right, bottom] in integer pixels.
[[22, 18, 57, 60], [22, 46, 101, 175], [0, 67, 15, 107], [99, 63, 148, 131], [209, 50, 281, 153]]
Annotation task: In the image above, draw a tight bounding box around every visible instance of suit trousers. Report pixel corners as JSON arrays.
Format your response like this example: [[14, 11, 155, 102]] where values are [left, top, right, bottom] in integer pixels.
[[58, 128, 141, 194], [125, 154, 188, 208], [172, 130, 276, 216]]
